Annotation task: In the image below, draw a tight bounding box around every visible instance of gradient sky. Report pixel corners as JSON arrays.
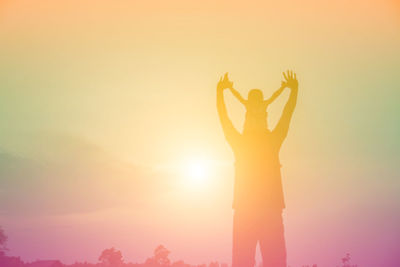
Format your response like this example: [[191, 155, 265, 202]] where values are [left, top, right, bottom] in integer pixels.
[[0, 1, 399, 267]]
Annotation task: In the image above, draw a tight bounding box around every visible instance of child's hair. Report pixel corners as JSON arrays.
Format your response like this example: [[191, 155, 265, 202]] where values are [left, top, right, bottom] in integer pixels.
[[247, 89, 264, 104]]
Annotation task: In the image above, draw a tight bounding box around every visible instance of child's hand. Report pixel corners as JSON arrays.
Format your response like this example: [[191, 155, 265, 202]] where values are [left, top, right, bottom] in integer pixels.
[[282, 70, 298, 90], [217, 73, 234, 91]]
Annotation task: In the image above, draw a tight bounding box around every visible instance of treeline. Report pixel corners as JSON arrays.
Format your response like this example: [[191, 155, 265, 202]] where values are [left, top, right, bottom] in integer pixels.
[[0, 245, 227, 267], [0, 227, 357, 267]]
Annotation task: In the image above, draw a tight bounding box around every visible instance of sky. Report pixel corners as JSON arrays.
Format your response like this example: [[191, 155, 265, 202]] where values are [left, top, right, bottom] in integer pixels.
[[0, 0, 399, 266]]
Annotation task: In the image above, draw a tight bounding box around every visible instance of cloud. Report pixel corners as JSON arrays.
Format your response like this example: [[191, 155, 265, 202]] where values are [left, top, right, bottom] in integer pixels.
[[0, 133, 172, 217]]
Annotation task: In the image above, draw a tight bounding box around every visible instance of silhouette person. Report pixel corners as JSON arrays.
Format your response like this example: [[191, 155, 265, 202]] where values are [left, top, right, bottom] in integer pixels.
[[229, 82, 286, 134], [216, 71, 298, 267]]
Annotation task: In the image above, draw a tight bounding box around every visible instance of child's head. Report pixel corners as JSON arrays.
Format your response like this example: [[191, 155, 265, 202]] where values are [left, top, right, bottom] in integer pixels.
[[247, 89, 264, 107], [243, 89, 269, 134]]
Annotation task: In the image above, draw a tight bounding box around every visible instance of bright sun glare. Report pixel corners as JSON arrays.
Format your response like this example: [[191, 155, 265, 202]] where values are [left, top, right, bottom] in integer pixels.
[[182, 158, 211, 187]]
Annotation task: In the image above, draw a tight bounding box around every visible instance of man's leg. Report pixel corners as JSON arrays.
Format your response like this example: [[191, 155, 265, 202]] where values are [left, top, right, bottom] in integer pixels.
[[259, 210, 287, 267], [232, 209, 258, 267]]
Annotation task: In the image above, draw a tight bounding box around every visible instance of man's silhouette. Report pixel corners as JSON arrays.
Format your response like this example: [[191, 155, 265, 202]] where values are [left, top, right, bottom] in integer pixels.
[[216, 71, 298, 267]]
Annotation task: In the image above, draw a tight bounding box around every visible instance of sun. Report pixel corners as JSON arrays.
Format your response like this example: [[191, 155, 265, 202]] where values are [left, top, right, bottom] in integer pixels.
[[182, 158, 211, 187]]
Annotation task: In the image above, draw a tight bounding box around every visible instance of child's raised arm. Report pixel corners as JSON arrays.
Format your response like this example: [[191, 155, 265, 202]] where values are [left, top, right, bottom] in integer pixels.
[[264, 82, 287, 106], [229, 87, 247, 106]]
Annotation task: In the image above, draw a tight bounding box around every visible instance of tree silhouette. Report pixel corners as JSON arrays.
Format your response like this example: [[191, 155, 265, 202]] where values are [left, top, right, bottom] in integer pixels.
[[98, 247, 123, 267], [341, 253, 357, 267], [0, 227, 7, 256], [153, 245, 170, 266], [145, 245, 171, 266]]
